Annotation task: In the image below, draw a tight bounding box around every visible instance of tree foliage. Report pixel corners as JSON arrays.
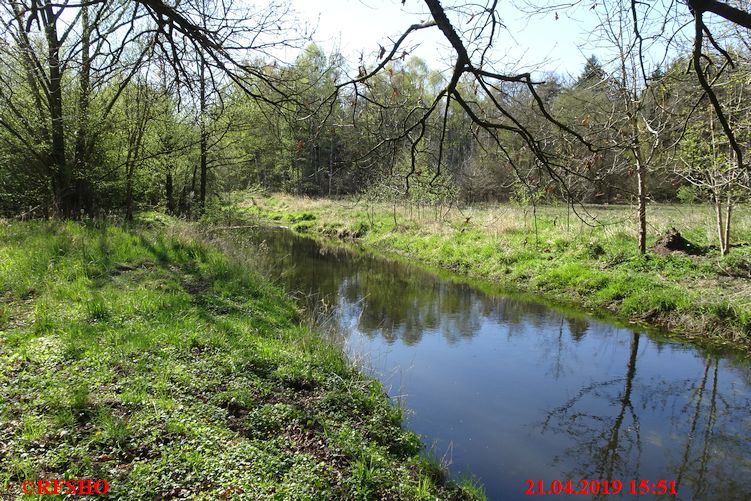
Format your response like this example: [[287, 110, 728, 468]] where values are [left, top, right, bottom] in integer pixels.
[[1, 0, 751, 252]]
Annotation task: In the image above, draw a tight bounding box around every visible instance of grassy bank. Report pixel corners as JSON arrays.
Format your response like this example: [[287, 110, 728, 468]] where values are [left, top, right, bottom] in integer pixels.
[[237, 193, 751, 350], [0, 220, 481, 500]]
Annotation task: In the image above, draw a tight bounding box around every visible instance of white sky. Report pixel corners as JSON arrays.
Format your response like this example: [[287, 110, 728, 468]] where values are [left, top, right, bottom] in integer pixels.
[[288, 0, 604, 81]]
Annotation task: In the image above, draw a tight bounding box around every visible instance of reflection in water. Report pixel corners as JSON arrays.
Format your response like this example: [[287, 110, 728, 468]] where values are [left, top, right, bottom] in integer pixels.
[[247, 227, 751, 500], [541, 333, 643, 484]]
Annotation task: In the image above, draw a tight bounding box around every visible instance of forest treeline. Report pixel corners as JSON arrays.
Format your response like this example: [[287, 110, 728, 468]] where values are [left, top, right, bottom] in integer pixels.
[[1, 1, 750, 253]]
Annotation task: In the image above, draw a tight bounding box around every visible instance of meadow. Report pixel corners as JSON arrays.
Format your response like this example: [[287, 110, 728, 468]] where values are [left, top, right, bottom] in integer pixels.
[[239, 193, 751, 350]]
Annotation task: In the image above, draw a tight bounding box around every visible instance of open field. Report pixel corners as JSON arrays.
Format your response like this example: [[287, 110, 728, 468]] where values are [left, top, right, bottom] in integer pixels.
[[0, 219, 481, 500], [237, 193, 751, 350]]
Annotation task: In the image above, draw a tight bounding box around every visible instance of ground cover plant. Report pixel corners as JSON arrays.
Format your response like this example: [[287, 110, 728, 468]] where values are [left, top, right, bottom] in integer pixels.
[[0, 219, 482, 500]]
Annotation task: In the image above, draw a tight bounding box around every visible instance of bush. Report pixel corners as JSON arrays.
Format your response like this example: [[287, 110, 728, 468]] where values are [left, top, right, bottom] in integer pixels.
[[676, 185, 699, 204]]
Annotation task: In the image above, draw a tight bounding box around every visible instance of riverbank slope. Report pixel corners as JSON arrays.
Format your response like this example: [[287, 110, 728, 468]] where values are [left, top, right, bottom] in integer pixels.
[[238, 193, 751, 350], [0, 220, 481, 499]]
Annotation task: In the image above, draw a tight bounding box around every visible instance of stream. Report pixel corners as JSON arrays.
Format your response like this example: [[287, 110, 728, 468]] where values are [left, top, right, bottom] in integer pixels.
[[245, 226, 751, 500]]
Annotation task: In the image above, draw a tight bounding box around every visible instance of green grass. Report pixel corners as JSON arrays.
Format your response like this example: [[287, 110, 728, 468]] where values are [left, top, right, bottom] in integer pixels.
[[0, 220, 480, 500], [236, 193, 751, 350]]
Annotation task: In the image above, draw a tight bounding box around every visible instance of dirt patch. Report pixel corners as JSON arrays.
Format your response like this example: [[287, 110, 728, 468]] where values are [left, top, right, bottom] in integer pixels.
[[653, 228, 702, 256], [181, 278, 211, 295], [719, 258, 751, 279], [286, 425, 349, 472], [111, 260, 155, 276]]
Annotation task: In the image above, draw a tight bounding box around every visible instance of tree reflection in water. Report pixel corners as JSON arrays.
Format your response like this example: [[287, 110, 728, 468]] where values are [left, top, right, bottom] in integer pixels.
[[541, 332, 751, 500], [241, 226, 751, 500], [541, 333, 642, 483]]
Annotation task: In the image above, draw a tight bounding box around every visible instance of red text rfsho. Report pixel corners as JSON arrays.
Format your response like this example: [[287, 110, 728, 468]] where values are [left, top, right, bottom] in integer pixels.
[[21, 479, 109, 495]]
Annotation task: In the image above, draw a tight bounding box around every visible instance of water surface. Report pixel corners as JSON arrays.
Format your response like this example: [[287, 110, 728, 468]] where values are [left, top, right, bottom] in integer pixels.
[[246, 227, 751, 500]]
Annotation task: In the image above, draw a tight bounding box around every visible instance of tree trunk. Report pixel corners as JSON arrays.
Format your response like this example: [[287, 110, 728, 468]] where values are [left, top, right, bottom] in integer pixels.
[[199, 132, 207, 211], [124, 138, 135, 222], [44, 0, 71, 217], [714, 191, 727, 256], [124, 86, 149, 222], [636, 157, 647, 254], [73, 3, 91, 214], [75, 3, 90, 173], [328, 136, 334, 196], [199, 62, 208, 213], [723, 195, 732, 256], [124, 132, 136, 222], [125, 172, 134, 222], [166, 171, 175, 214]]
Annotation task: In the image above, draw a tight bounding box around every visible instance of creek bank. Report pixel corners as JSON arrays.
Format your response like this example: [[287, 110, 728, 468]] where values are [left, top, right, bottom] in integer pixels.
[[235, 194, 751, 353], [0, 220, 482, 500]]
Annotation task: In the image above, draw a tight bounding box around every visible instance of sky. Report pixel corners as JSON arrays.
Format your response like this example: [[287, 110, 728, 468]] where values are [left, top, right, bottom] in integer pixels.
[[287, 0, 605, 82]]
